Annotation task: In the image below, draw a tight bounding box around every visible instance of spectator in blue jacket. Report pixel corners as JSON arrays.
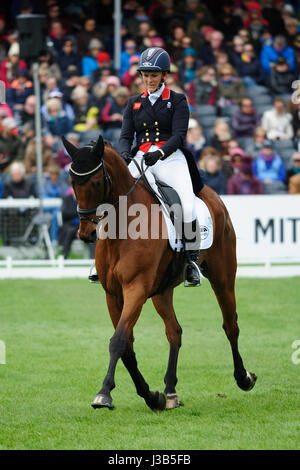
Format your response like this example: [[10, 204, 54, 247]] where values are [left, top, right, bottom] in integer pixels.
[[6, 69, 34, 122], [43, 164, 69, 244], [253, 139, 286, 184], [120, 38, 140, 78], [41, 89, 75, 124], [260, 35, 295, 77], [203, 154, 227, 195], [43, 98, 73, 152], [177, 48, 200, 88], [81, 38, 103, 77]]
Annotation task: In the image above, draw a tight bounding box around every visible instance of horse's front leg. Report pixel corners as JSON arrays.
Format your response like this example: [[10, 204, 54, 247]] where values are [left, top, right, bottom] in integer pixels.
[[152, 288, 183, 410], [92, 287, 166, 411], [121, 342, 166, 411]]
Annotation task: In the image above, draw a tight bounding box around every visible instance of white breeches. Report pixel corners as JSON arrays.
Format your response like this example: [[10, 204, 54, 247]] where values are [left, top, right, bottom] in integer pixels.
[[128, 145, 196, 223]]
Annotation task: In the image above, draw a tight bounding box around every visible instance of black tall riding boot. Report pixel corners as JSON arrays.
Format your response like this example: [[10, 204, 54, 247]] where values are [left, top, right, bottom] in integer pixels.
[[183, 220, 201, 286]]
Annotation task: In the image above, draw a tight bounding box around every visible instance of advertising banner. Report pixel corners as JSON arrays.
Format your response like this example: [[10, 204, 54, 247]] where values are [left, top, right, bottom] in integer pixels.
[[222, 195, 300, 261]]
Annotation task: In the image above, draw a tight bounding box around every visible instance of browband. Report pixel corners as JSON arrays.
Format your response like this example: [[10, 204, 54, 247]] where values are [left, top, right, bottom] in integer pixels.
[[69, 161, 103, 176]]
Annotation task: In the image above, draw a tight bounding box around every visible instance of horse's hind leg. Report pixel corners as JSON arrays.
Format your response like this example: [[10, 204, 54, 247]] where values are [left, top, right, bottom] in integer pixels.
[[207, 245, 256, 391], [152, 288, 183, 409]]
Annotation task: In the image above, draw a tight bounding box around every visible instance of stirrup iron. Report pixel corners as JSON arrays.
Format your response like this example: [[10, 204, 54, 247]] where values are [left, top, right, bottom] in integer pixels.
[[88, 263, 99, 283]]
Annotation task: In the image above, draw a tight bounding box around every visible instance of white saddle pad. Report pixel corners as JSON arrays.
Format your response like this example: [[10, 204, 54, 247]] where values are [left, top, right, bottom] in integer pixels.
[[159, 195, 214, 252]]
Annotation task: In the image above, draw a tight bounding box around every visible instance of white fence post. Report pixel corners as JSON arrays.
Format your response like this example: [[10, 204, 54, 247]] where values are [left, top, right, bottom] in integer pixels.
[[6, 256, 12, 277], [0, 340, 6, 365], [58, 255, 64, 276]]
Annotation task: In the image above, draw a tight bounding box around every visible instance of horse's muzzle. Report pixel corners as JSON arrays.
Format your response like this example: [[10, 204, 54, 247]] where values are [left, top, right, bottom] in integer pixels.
[[79, 229, 97, 244]]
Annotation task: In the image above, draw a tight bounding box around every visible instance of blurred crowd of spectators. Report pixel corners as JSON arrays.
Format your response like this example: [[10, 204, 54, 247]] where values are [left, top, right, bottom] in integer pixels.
[[1, 0, 300, 249]]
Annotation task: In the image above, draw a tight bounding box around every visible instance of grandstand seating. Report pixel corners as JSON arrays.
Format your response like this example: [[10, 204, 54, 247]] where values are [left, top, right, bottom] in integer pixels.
[[219, 105, 240, 118], [251, 95, 273, 106], [255, 104, 273, 116], [197, 115, 217, 139], [195, 105, 217, 117], [263, 181, 287, 194], [273, 139, 296, 167], [246, 86, 271, 98]]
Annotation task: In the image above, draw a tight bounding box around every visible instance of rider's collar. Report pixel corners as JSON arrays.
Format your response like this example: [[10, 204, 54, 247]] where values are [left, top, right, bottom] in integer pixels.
[[147, 82, 165, 97], [147, 83, 165, 105]]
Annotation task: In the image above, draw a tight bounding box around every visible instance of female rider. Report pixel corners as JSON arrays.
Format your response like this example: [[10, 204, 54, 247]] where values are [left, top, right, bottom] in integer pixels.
[[119, 47, 202, 286]]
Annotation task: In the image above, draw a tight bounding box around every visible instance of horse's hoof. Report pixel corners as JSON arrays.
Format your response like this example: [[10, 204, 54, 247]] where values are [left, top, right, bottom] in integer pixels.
[[148, 391, 166, 411], [165, 393, 183, 410], [236, 371, 257, 391], [91, 393, 114, 409]]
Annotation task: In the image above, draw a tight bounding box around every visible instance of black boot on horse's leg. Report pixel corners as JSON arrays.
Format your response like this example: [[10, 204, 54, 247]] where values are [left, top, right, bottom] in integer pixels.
[[92, 327, 127, 409], [231, 321, 257, 391], [183, 220, 201, 287], [88, 264, 99, 283]]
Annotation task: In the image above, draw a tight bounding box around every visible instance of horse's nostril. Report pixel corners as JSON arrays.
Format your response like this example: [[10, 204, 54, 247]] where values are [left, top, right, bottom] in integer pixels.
[[79, 230, 96, 243]]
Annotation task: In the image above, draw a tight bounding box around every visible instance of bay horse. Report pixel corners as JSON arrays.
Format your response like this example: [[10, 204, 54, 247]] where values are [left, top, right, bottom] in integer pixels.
[[63, 134, 256, 411]]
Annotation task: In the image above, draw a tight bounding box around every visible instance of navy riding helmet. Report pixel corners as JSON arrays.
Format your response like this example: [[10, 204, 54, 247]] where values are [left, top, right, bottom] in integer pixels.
[[137, 47, 171, 73]]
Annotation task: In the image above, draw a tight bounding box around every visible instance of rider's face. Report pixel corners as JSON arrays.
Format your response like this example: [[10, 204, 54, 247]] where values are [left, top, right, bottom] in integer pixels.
[[141, 71, 164, 92]]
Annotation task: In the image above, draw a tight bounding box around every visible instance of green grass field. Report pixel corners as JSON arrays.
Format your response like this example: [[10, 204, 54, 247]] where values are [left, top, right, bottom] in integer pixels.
[[0, 278, 300, 450]]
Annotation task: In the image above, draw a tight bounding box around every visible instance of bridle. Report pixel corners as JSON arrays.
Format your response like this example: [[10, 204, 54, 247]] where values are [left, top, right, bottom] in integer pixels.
[[75, 159, 112, 224], [75, 155, 149, 225]]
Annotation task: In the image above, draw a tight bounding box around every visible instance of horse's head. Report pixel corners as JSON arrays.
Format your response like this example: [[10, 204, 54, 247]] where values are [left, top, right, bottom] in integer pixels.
[[62, 134, 108, 243]]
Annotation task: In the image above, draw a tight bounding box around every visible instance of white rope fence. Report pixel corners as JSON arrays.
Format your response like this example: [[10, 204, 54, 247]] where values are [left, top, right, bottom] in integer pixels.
[[0, 256, 94, 279], [0, 256, 300, 279]]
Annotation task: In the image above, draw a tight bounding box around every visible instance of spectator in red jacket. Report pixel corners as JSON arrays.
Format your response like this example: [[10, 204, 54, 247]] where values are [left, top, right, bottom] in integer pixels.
[[0, 106, 13, 133], [122, 55, 140, 92], [243, 2, 269, 51], [100, 86, 129, 150], [55, 132, 80, 170], [0, 42, 27, 88]]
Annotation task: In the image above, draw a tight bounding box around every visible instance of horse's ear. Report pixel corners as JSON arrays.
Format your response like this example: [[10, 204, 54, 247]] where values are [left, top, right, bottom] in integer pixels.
[[92, 134, 104, 159], [62, 136, 78, 160]]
